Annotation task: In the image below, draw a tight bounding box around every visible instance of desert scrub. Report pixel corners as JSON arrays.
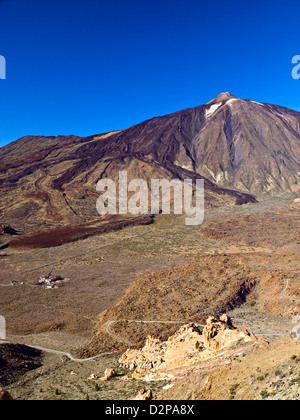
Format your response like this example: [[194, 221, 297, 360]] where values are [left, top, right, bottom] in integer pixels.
[[195, 341, 204, 351], [289, 373, 300, 386], [229, 383, 239, 399], [260, 389, 269, 399], [274, 370, 286, 379], [275, 369, 282, 377]]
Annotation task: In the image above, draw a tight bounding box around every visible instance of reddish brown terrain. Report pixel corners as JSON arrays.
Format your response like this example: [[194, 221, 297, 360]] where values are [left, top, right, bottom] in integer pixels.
[[8, 215, 154, 249], [79, 235, 299, 357], [200, 205, 300, 247]]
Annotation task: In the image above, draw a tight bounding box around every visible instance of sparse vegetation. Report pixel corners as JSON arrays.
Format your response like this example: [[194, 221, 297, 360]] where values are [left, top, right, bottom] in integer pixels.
[[1, 196, 299, 400], [229, 383, 239, 399], [260, 389, 269, 399]]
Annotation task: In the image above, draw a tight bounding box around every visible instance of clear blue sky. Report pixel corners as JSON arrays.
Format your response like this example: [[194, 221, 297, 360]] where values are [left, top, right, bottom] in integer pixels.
[[1, 0, 300, 147]]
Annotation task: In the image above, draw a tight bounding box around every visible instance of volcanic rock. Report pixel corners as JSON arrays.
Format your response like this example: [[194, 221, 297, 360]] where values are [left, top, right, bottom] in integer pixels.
[[0, 387, 13, 400], [119, 317, 252, 375], [202, 314, 248, 351], [132, 389, 153, 400]]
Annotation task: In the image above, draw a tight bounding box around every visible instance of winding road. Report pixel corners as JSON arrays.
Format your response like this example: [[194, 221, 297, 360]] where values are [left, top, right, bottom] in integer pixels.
[[106, 321, 135, 347], [282, 279, 300, 302], [0, 339, 115, 362], [1, 278, 298, 360], [105, 319, 202, 347]]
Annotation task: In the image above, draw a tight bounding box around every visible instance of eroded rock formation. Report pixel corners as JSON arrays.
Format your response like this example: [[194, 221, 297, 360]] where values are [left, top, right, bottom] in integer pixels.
[[119, 316, 255, 375], [0, 224, 18, 235], [202, 314, 245, 351]]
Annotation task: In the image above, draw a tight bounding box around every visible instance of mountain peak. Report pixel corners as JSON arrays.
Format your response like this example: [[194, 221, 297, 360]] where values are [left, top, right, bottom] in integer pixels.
[[207, 92, 237, 105]]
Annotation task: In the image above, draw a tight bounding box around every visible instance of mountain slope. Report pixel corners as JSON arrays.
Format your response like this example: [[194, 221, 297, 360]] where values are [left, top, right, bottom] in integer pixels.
[[194, 93, 300, 194], [0, 120, 254, 232], [1, 92, 299, 231]]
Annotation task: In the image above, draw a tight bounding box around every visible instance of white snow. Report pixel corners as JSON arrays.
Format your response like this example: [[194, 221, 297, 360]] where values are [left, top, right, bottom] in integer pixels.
[[205, 102, 222, 118], [226, 98, 238, 105]]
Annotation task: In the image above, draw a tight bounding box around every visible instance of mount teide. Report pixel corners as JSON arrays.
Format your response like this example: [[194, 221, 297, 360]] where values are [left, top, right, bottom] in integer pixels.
[[195, 92, 300, 194], [0, 93, 299, 230]]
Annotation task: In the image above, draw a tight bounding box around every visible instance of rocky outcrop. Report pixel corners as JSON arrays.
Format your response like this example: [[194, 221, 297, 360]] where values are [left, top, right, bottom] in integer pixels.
[[119, 316, 254, 375], [88, 367, 118, 382], [202, 314, 249, 351], [0, 387, 13, 401], [202, 314, 269, 351], [103, 368, 117, 381], [120, 323, 204, 373], [119, 335, 165, 373], [0, 224, 19, 235], [132, 389, 153, 400], [249, 333, 269, 348]]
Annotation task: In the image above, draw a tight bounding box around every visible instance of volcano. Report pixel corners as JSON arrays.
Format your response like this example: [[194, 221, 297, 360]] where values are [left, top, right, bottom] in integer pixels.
[[1, 93, 299, 231]]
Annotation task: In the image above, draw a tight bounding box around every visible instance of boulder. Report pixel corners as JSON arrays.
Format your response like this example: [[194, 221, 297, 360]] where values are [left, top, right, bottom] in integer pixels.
[[249, 333, 269, 348], [0, 387, 13, 401], [103, 368, 117, 381], [202, 314, 249, 351], [0, 224, 18, 235], [133, 389, 153, 400]]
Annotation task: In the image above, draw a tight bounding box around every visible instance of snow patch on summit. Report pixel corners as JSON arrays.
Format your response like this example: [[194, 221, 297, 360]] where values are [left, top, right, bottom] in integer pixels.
[[226, 98, 239, 106], [206, 102, 222, 118]]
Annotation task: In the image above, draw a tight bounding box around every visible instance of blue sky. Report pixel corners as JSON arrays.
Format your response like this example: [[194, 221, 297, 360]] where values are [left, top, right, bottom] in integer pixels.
[[0, 0, 300, 147]]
